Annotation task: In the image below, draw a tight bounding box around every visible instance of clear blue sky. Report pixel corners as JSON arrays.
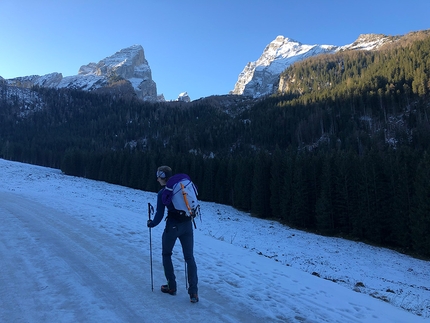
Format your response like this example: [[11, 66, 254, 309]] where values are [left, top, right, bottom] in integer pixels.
[[1, 0, 429, 101]]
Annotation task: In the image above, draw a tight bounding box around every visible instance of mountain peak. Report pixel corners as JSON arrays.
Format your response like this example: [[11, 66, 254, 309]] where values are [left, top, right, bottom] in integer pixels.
[[176, 92, 191, 102], [231, 35, 338, 97], [78, 44, 147, 77], [5, 45, 159, 102], [273, 35, 300, 44], [341, 33, 390, 51], [231, 32, 401, 98]]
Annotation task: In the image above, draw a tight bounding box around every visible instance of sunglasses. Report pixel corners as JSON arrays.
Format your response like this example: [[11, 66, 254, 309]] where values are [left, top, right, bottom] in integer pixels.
[[156, 170, 166, 179]]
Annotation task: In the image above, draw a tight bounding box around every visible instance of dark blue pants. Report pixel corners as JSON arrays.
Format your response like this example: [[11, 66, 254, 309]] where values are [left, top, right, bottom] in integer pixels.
[[162, 219, 198, 295]]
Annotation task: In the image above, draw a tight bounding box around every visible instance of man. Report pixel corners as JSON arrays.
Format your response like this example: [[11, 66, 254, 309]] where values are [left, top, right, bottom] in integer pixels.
[[147, 165, 199, 303]]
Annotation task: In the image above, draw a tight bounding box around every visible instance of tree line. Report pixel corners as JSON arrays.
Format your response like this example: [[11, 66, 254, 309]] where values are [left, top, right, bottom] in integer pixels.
[[48, 142, 430, 258]]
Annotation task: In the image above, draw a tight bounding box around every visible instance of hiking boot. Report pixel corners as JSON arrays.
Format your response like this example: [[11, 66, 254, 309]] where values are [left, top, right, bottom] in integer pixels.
[[190, 294, 199, 303], [161, 285, 176, 295]]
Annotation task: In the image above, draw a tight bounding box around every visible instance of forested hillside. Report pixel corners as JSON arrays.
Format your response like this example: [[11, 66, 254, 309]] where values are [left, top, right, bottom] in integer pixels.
[[1, 33, 430, 258]]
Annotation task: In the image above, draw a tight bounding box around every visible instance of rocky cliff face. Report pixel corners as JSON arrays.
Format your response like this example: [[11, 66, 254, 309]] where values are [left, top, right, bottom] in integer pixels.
[[176, 92, 191, 102], [75, 45, 157, 101], [231, 36, 337, 98], [231, 34, 391, 98], [5, 45, 159, 102]]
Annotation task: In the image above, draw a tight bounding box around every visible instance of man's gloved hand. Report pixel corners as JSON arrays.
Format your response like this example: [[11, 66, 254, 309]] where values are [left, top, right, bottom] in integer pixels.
[[147, 219, 154, 228]]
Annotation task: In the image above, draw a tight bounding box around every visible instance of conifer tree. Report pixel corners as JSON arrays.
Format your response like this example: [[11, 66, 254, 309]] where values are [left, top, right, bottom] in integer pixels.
[[411, 152, 430, 256], [269, 147, 284, 217], [315, 153, 335, 234], [251, 151, 271, 218]]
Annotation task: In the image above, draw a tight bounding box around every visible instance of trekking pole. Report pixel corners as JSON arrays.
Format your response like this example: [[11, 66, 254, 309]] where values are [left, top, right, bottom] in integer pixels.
[[185, 261, 188, 290], [148, 202, 154, 292]]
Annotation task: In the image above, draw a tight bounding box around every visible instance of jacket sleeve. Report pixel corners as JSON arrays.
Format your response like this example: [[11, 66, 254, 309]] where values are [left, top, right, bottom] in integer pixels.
[[150, 189, 166, 227]]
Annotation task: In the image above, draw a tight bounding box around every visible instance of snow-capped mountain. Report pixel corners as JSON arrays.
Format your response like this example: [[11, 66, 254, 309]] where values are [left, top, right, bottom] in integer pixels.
[[232, 34, 391, 98], [176, 92, 191, 102], [340, 33, 392, 51], [5, 45, 159, 102], [231, 36, 338, 98], [5, 73, 63, 89], [1, 33, 406, 103]]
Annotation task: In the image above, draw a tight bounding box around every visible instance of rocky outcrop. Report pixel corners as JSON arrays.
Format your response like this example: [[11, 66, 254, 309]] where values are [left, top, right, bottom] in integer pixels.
[[340, 34, 391, 51], [176, 92, 191, 102], [5, 45, 159, 102], [76, 45, 157, 101], [6, 73, 63, 89], [231, 36, 338, 98], [231, 34, 392, 98]]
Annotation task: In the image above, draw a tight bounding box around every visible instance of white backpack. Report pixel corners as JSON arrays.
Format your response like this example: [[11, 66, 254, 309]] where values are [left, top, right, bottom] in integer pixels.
[[162, 173, 199, 217]]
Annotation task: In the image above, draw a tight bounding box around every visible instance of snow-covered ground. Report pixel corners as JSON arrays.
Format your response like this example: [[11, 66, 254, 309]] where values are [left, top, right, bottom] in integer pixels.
[[0, 158, 428, 322]]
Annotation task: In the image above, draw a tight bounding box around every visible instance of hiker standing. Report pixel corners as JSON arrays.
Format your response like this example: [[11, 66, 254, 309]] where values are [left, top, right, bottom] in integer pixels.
[[147, 165, 199, 303]]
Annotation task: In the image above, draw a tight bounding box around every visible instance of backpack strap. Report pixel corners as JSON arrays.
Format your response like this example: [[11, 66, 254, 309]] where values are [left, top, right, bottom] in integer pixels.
[[161, 173, 191, 206]]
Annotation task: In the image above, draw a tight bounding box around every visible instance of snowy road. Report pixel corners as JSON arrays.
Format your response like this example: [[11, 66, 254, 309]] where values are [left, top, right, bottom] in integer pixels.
[[0, 192, 255, 323], [0, 159, 428, 322]]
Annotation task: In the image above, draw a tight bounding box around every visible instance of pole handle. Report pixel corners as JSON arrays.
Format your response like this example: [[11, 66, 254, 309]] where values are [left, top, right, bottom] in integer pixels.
[[148, 202, 153, 220]]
